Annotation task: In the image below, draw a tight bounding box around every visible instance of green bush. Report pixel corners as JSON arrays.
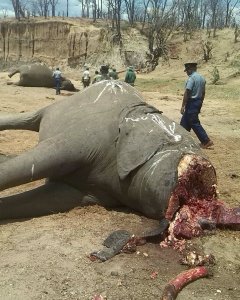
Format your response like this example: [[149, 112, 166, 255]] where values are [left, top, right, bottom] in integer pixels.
[[210, 66, 220, 84]]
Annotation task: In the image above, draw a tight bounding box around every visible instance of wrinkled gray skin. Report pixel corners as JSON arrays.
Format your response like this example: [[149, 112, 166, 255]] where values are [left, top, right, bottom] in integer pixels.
[[0, 81, 204, 220], [8, 63, 76, 91]]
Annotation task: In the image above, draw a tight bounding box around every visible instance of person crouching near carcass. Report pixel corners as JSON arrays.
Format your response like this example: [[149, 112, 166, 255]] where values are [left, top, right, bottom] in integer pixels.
[[124, 66, 136, 86], [82, 67, 91, 88], [52, 67, 62, 95], [92, 70, 102, 84], [109, 67, 119, 80]]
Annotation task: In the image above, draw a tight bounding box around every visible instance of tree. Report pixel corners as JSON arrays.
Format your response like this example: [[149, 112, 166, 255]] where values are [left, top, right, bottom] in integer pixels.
[[78, 0, 91, 18], [36, 0, 50, 17], [107, 0, 123, 44], [144, 0, 178, 71], [177, 0, 203, 41], [202, 40, 213, 61], [27, 0, 50, 17], [199, 0, 208, 29], [0, 9, 9, 18], [223, 0, 240, 27], [234, 24, 240, 42], [124, 0, 136, 26], [11, 0, 26, 20], [140, 0, 151, 30], [49, 0, 59, 16], [208, 0, 221, 37]]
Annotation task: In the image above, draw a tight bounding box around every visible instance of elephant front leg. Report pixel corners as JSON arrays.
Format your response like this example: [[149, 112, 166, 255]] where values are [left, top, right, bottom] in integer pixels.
[[0, 111, 42, 131], [0, 182, 85, 220], [0, 137, 80, 191]]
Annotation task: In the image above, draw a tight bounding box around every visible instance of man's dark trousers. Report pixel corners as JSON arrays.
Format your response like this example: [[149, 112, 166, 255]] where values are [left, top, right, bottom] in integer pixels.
[[55, 78, 61, 95], [180, 98, 209, 144]]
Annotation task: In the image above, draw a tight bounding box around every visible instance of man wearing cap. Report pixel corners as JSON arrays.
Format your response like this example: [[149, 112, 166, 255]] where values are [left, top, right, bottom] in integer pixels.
[[180, 62, 213, 149]]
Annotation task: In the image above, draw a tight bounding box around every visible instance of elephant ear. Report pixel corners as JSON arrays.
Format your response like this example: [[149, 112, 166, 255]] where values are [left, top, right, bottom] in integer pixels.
[[116, 103, 166, 180]]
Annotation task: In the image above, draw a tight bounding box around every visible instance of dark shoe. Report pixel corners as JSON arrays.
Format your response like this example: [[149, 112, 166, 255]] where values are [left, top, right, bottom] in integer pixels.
[[200, 140, 214, 149]]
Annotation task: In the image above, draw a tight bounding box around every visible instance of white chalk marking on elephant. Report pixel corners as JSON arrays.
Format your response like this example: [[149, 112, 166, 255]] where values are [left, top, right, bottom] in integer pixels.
[[125, 116, 148, 122], [150, 114, 182, 142], [31, 164, 35, 180], [109, 81, 128, 94], [107, 81, 119, 95], [94, 82, 126, 103], [188, 144, 199, 153], [169, 122, 176, 134], [94, 84, 109, 103], [109, 80, 129, 91], [94, 80, 109, 86]]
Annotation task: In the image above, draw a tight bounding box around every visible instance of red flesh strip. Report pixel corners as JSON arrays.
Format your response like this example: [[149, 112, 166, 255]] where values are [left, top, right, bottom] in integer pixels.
[[160, 266, 209, 300]]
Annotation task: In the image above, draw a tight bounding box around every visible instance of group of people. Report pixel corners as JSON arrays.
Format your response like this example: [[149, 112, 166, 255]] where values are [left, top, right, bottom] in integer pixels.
[[53, 62, 213, 149], [81, 65, 136, 87], [81, 65, 112, 87], [53, 64, 137, 93]]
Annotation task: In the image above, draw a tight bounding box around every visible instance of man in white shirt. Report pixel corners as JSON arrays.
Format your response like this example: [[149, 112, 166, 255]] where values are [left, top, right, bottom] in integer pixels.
[[52, 67, 62, 95], [82, 67, 91, 88]]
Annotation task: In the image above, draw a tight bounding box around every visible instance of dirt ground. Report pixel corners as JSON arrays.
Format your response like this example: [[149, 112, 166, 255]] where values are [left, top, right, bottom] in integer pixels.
[[0, 68, 239, 300]]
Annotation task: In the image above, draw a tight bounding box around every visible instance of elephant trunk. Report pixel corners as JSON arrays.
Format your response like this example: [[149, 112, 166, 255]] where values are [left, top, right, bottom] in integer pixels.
[[8, 69, 19, 78]]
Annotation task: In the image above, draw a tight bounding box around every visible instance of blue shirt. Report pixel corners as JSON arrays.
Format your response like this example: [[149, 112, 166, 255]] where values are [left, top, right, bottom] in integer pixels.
[[185, 71, 205, 99]]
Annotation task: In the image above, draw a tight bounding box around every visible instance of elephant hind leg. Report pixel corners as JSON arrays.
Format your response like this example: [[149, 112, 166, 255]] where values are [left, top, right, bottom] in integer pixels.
[[0, 182, 85, 220]]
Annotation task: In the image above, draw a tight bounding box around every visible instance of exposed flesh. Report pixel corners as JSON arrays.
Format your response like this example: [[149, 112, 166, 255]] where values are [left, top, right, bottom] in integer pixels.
[[162, 154, 240, 248]]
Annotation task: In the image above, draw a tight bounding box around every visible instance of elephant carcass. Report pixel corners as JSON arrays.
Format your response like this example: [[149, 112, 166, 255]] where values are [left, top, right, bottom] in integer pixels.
[[0, 81, 239, 239], [8, 63, 76, 91]]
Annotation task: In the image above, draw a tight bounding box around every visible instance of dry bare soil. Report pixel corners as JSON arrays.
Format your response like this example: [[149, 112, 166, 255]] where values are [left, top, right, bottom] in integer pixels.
[[0, 60, 239, 300]]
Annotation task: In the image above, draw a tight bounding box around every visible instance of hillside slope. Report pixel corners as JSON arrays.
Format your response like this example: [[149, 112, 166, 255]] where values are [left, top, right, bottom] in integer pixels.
[[0, 18, 148, 71]]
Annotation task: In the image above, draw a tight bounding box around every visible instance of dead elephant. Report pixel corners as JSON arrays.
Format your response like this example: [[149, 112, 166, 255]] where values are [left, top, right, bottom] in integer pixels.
[[8, 63, 76, 91], [0, 80, 239, 238]]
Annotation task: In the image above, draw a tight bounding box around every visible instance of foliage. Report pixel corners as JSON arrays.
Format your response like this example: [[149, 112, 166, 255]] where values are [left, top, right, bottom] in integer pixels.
[[210, 66, 220, 84], [7, 0, 240, 72], [202, 40, 213, 62]]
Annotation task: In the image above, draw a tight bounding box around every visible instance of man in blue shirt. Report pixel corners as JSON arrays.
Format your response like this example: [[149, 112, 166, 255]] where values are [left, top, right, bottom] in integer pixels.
[[180, 62, 213, 149]]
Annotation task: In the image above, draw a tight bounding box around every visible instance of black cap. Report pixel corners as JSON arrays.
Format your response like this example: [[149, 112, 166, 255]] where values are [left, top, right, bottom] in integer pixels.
[[184, 62, 197, 71]]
